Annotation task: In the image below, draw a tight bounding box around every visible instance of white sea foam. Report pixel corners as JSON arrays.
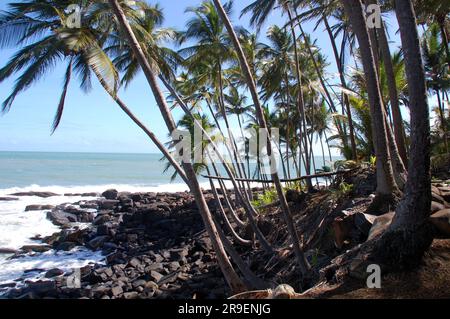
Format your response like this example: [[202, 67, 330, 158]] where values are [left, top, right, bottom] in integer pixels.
[[0, 180, 256, 288], [0, 247, 104, 288]]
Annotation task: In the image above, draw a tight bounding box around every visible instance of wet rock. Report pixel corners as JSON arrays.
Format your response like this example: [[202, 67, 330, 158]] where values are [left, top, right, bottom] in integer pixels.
[[99, 199, 119, 210], [131, 194, 144, 202], [102, 189, 119, 200], [0, 197, 19, 201], [0, 282, 16, 289], [47, 210, 77, 226], [0, 248, 18, 254], [87, 236, 110, 250], [45, 268, 64, 278], [10, 191, 59, 198], [56, 242, 77, 251], [80, 202, 99, 209], [59, 228, 87, 245], [21, 244, 52, 253], [82, 192, 100, 197], [25, 204, 55, 212], [93, 214, 111, 226], [26, 280, 56, 294]]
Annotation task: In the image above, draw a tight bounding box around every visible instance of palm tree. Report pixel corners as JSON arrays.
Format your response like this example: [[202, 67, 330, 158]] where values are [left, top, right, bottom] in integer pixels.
[[180, 1, 250, 185], [374, 0, 433, 270], [0, 0, 189, 184], [109, 0, 246, 293], [341, 0, 399, 202], [242, 0, 314, 188], [212, 0, 310, 282], [422, 23, 450, 152]]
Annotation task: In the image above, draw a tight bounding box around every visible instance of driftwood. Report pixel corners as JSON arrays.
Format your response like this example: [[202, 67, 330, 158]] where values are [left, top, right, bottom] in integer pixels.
[[202, 169, 356, 184]]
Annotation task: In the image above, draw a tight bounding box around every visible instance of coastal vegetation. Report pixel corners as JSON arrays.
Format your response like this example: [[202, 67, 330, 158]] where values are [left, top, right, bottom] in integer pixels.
[[0, 0, 449, 298]]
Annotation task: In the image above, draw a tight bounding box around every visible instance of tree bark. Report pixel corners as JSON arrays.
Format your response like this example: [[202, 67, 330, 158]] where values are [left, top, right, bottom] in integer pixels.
[[374, 0, 433, 269]]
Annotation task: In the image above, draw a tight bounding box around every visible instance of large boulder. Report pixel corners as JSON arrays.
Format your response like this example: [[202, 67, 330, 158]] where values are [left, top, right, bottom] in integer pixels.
[[47, 210, 77, 226], [430, 209, 450, 238], [367, 212, 395, 241], [102, 189, 118, 200]]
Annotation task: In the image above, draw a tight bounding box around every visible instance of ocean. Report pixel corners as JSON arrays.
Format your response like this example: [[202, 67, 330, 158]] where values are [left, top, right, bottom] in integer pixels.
[[0, 151, 339, 288]]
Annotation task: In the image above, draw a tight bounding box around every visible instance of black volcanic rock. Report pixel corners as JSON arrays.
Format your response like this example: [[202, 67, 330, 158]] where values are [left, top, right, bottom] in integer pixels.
[[102, 189, 119, 200]]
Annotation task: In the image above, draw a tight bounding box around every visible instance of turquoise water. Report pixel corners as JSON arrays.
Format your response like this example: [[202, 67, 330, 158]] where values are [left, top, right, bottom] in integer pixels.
[[0, 151, 342, 190], [0, 151, 182, 189]]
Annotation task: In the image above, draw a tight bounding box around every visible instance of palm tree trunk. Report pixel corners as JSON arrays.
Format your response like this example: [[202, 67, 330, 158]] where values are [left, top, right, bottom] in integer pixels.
[[376, 15, 409, 165], [212, 0, 310, 280], [286, 8, 313, 191], [160, 75, 274, 253], [341, 0, 399, 198], [375, 0, 433, 269], [323, 15, 357, 160], [436, 89, 449, 152], [109, 0, 246, 293], [206, 166, 252, 247]]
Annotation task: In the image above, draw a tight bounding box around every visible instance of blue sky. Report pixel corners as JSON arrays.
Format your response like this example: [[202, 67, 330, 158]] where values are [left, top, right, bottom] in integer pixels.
[[0, 1, 403, 154]]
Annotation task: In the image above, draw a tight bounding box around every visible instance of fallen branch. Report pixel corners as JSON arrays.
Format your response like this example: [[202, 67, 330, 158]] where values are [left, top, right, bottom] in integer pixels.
[[202, 169, 356, 184]]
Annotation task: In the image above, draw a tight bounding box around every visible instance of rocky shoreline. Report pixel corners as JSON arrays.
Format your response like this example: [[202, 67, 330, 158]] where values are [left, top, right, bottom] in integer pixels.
[[2, 170, 450, 299], [1, 189, 232, 299]]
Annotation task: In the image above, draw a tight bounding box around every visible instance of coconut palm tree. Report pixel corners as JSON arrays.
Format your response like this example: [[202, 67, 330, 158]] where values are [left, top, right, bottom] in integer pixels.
[[109, 0, 247, 293], [212, 0, 310, 282], [374, 0, 433, 270], [341, 0, 399, 202], [242, 0, 314, 187], [422, 23, 450, 153]]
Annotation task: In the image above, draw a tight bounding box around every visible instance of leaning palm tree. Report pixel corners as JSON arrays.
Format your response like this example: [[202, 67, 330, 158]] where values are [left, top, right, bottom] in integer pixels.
[[0, 0, 189, 182], [108, 0, 247, 293], [242, 0, 314, 187], [212, 0, 310, 282]]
